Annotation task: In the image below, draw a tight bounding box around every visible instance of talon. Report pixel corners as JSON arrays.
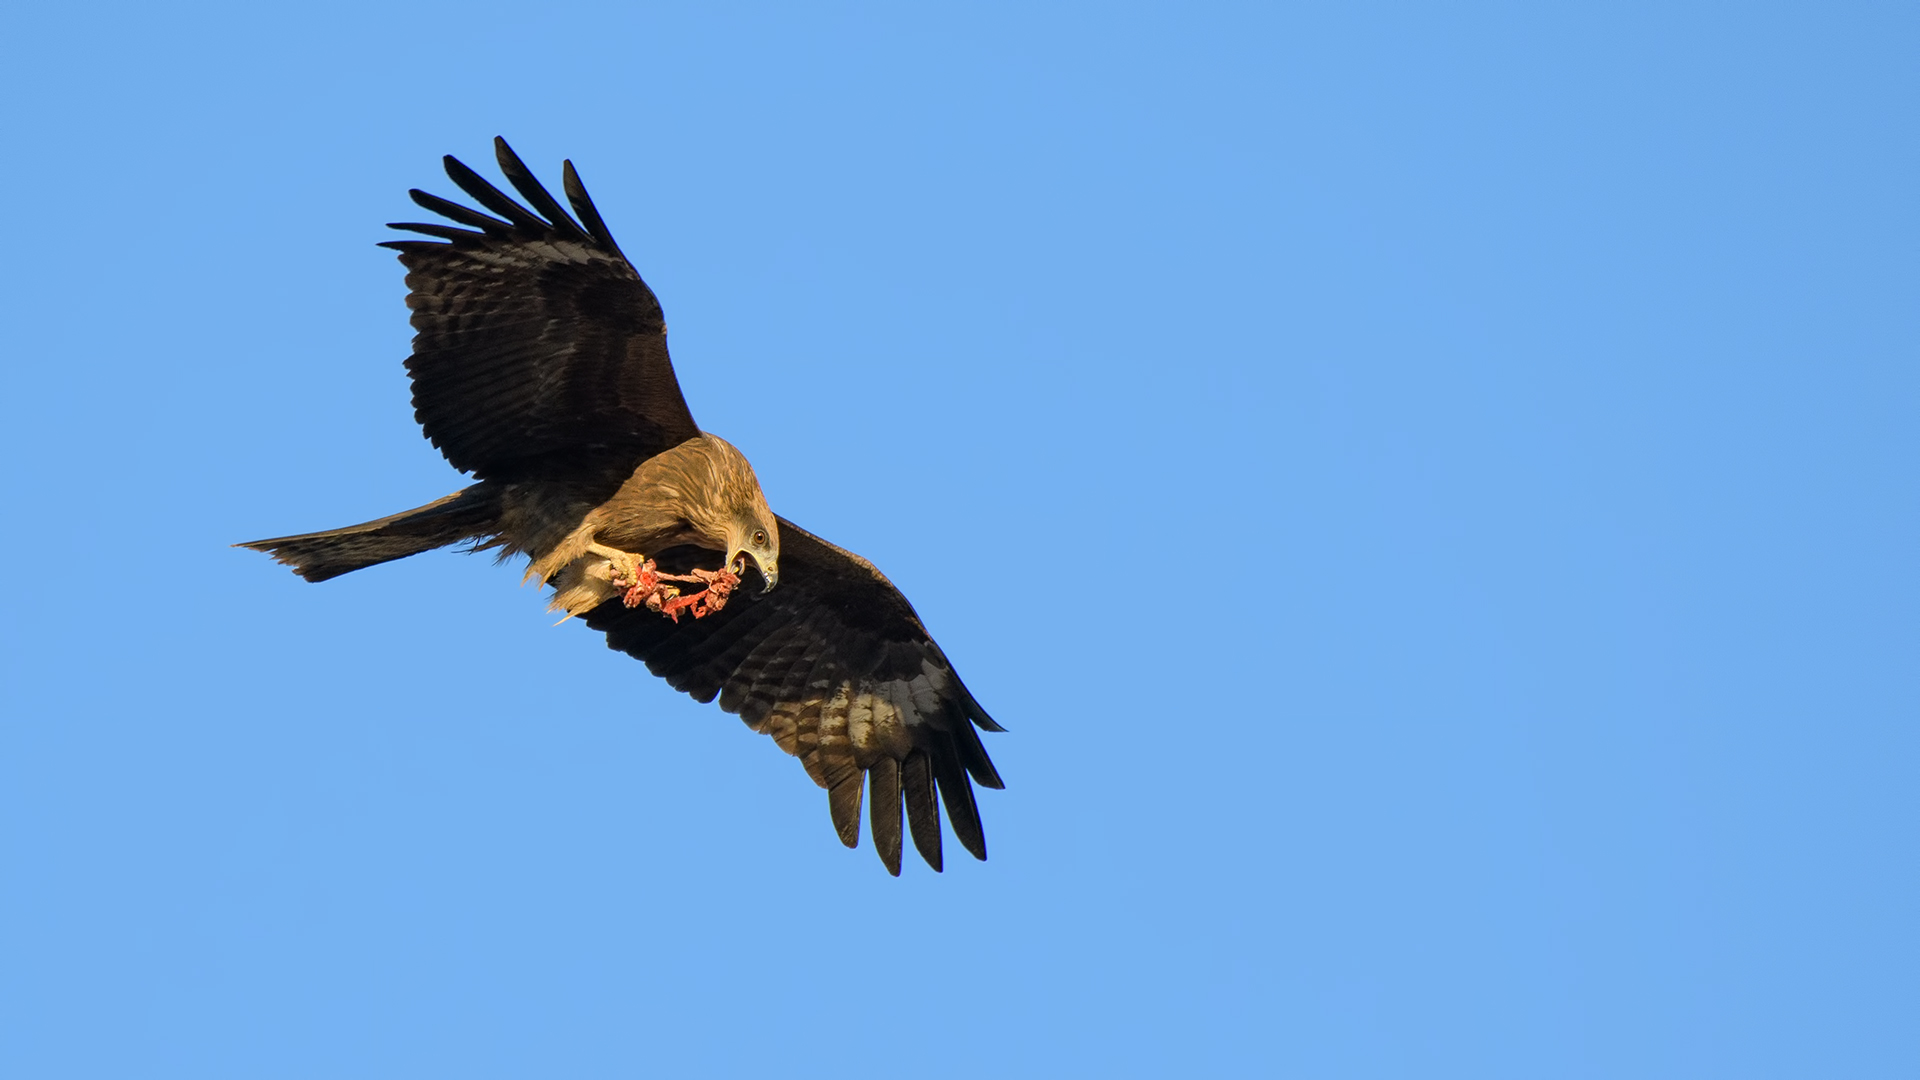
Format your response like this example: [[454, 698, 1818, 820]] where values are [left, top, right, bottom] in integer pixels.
[[617, 558, 662, 608]]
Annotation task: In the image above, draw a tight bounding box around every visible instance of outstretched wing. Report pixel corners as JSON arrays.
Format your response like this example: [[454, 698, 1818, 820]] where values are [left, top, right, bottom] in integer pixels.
[[584, 518, 1006, 875], [380, 137, 700, 486]]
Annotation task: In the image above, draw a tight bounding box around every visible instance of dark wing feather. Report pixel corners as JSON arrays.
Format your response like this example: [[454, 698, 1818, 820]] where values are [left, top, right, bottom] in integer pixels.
[[379, 137, 699, 485], [584, 517, 1005, 875]]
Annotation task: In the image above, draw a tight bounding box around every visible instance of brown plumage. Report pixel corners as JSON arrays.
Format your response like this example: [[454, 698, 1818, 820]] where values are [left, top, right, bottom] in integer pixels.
[[238, 138, 1003, 874]]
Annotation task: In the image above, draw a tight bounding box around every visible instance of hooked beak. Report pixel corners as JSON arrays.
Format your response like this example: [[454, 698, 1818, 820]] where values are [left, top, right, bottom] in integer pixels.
[[731, 551, 778, 594]]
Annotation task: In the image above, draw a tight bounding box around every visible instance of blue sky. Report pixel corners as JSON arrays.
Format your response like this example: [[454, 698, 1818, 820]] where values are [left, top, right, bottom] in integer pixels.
[[2, 2, 1914, 1076]]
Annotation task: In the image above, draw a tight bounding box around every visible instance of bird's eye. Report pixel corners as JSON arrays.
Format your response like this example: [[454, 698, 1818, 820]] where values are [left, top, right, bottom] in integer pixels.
[[752, 530, 768, 548]]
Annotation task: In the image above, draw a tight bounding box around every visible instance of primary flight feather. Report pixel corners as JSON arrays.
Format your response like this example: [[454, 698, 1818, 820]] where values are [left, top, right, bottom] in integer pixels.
[[239, 138, 1004, 874]]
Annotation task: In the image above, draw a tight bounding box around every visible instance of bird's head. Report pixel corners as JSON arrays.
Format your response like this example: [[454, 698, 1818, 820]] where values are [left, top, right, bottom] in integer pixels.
[[727, 514, 780, 594], [702, 434, 780, 593]]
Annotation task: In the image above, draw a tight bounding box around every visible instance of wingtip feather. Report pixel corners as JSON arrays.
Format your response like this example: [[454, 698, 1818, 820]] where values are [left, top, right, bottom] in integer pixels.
[[441, 153, 547, 232], [492, 137, 592, 244], [932, 735, 988, 862], [828, 775, 863, 849], [903, 750, 943, 872], [406, 188, 513, 233], [562, 159, 628, 261], [869, 759, 904, 876]]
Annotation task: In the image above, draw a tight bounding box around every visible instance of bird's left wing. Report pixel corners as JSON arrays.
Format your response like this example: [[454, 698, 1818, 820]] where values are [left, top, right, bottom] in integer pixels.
[[380, 138, 701, 488], [583, 518, 1005, 875]]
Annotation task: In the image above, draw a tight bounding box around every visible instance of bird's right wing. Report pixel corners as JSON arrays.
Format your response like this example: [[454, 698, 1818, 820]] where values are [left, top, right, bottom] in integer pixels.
[[380, 138, 701, 487], [583, 517, 1005, 875]]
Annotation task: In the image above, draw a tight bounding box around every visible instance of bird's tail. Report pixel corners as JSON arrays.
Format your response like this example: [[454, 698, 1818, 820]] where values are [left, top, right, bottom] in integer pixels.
[[236, 485, 501, 582]]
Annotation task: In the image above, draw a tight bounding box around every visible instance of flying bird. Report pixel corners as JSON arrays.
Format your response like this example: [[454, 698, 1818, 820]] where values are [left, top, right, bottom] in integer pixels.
[[240, 138, 1004, 874]]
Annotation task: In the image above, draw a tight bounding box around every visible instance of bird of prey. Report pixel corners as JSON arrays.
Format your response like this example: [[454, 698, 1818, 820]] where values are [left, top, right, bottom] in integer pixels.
[[240, 138, 1004, 874]]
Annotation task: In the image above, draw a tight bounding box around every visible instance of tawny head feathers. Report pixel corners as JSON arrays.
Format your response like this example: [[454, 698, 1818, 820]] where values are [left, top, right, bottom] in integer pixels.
[[655, 434, 780, 590]]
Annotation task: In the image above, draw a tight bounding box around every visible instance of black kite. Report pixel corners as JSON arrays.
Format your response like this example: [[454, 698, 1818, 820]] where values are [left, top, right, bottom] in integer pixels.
[[240, 139, 1004, 874]]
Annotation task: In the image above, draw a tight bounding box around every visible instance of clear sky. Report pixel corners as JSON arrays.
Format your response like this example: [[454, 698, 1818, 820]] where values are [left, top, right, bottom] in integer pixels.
[[2, 3, 1914, 1077]]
